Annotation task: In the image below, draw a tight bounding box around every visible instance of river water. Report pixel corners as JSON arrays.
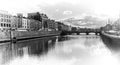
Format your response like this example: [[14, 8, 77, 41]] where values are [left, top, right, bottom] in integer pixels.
[[0, 34, 120, 65]]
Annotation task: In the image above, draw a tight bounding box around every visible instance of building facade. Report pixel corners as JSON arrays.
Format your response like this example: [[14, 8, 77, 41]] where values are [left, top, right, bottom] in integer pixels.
[[11, 16, 19, 30], [112, 19, 120, 31], [103, 24, 113, 31], [29, 19, 40, 31], [27, 12, 43, 29], [27, 12, 42, 22], [0, 11, 59, 32], [48, 20, 55, 29], [17, 13, 23, 28], [27, 19, 30, 29], [54, 22, 58, 31], [22, 17, 29, 30], [0, 11, 12, 31]]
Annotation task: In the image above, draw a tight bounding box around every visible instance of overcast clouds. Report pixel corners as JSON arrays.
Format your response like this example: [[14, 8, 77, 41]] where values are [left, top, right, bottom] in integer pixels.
[[39, 2, 93, 20], [0, 0, 120, 20]]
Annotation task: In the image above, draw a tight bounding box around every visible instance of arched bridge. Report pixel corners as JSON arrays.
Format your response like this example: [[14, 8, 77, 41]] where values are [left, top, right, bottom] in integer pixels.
[[61, 28, 101, 35]]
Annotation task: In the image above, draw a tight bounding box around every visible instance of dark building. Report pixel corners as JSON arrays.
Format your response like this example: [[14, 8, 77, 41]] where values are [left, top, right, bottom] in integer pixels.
[[28, 12, 50, 29], [29, 19, 41, 31], [17, 13, 23, 28], [103, 24, 113, 31], [48, 20, 55, 29], [27, 12, 42, 22]]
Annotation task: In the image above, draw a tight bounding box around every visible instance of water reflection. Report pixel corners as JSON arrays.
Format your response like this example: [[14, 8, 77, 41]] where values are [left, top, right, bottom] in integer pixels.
[[58, 35, 78, 42], [47, 35, 116, 65], [0, 36, 59, 65], [0, 35, 120, 65], [101, 35, 120, 53]]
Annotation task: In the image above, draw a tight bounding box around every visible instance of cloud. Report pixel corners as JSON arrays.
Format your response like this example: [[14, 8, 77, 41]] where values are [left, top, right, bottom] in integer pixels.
[[55, 9, 59, 12], [38, 2, 92, 20], [63, 10, 72, 15]]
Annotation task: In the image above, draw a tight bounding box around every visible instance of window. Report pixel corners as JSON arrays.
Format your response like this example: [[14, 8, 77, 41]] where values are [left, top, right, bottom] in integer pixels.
[[6, 19, 7, 22], [7, 19, 8, 22], [4, 24, 6, 27], [9, 20, 11, 22], [1, 23, 3, 27], [7, 24, 8, 27], [9, 24, 11, 27], [1, 18, 3, 22], [1, 14, 3, 17], [5, 19, 7, 22], [7, 15, 8, 18]]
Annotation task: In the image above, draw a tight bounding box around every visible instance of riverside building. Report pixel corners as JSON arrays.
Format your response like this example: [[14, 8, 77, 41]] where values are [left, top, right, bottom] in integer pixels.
[[11, 16, 19, 30], [22, 17, 28, 29], [0, 10, 12, 31]]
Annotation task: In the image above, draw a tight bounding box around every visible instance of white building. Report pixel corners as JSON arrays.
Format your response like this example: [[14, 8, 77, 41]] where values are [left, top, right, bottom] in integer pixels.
[[22, 18, 28, 29], [0, 11, 12, 30], [19, 17, 30, 31]]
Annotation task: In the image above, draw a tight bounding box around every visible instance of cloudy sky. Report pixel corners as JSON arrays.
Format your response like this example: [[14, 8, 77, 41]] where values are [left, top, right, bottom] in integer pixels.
[[1, 0, 120, 20]]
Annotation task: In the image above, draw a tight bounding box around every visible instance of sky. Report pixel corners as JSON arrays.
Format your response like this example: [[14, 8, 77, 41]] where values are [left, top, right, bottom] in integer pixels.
[[1, 0, 120, 20]]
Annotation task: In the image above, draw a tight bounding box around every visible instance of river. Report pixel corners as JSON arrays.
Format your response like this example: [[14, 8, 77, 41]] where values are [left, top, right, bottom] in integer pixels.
[[0, 34, 120, 65]]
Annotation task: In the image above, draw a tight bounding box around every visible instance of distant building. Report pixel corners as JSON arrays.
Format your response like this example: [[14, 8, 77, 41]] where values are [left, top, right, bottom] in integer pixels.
[[27, 19, 30, 29], [17, 13, 23, 28], [48, 20, 55, 29], [112, 19, 120, 31], [40, 13, 48, 20], [104, 24, 112, 31], [28, 12, 49, 29], [54, 22, 58, 31], [11, 16, 19, 30], [57, 22, 72, 31], [40, 13, 49, 29], [0, 11, 12, 30], [27, 12, 42, 22], [38, 22, 42, 30], [22, 17, 29, 30], [29, 19, 41, 31]]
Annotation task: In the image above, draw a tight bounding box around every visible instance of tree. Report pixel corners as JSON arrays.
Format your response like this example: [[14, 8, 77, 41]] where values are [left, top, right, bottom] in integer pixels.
[[72, 27, 77, 31]]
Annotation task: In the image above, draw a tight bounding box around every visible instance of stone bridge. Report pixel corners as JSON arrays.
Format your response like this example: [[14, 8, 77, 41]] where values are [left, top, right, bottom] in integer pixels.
[[61, 28, 101, 35]]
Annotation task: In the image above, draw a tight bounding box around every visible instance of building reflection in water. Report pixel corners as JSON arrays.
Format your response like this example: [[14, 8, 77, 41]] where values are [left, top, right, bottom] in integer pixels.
[[0, 36, 61, 65], [1, 35, 120, 65], [58, 35, 78, 42], [101, 35, 120, 53]]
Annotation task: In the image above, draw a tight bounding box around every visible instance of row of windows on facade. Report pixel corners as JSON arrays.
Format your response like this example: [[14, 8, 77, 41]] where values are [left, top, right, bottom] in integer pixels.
[[22, 26, 29, 28], [0, 18, 11, 22], [0, 14, 11, 18], [0, 23, 11, 27]]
